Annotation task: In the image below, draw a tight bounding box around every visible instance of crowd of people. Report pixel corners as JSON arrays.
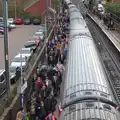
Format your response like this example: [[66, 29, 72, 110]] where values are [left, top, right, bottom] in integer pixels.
[[16, 8, 69, 120]]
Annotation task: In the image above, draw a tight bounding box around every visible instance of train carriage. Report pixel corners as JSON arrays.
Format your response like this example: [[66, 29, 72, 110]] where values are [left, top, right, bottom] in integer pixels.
[[60, 2, 120, 120]]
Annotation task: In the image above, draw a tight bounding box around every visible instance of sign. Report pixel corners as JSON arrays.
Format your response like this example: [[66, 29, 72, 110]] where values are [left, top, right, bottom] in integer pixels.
[[21, 81, 27, 93]]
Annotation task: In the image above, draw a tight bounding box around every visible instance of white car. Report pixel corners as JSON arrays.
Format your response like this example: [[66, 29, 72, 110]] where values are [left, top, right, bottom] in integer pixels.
[[20, 48, 33, 56], [35, 31, 44, 40], [10, 53, 30, 72], [8, 23, 16, 29], [8, 18, 14, 24]]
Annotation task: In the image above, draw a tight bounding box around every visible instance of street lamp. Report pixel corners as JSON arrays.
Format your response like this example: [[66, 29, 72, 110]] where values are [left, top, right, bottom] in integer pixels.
[[2, 0, 10, 98]]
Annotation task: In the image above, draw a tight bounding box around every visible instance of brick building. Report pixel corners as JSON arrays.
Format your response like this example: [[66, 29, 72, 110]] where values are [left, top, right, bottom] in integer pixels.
[[24, 0, 56, 23]]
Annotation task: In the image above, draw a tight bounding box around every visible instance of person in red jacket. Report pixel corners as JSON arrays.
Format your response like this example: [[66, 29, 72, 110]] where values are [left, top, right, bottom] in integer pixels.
[[45, 111, 57, 120], [36, 77, 42, 91]]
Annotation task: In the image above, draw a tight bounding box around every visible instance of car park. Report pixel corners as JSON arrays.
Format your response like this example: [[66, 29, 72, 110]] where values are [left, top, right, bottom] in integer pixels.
[[24, 19, 31, 25], [0, 69, 6, 96], [33, 19, 41, 25]]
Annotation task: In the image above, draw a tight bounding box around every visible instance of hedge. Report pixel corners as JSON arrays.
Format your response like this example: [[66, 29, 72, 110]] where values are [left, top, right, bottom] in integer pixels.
[[104, 3, 120, 17]]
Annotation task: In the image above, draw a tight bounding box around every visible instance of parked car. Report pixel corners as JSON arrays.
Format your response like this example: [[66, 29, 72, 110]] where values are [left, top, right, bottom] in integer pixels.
[[38, 27, 45, 32], [24, 19, 31, 25], [40, 24, 46, 27], [0, 69, 6, 96], [30, 36, 42, 41], [34, 31, 44, 40], [8, 18, 14, 24], [24, 41, 38, 50], [0, 27, 4, 34], [20, 48, 33, 56], [10, 53, 30, 72], [33, 19, 40, 25], [14, 18, 23, 25], [0, 22, 12, 31], [0, 17, 3, 22], [8, 23, 16, 29], [9, 66, 17, 84]]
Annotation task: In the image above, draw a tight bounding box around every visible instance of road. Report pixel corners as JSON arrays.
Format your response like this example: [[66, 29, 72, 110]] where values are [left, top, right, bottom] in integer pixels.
[[0, 25, 39, 69]]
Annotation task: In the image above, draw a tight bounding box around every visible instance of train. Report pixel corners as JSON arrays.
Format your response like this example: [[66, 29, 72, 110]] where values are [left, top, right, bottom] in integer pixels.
[[60, 1, 120, 120]]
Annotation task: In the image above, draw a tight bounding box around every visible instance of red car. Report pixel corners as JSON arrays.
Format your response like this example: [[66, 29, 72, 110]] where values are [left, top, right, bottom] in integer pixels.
[[14, 18, 23, 25]]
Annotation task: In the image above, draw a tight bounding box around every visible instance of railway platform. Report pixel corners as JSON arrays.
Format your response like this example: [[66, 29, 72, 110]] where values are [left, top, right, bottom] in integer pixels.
[[87, 13, 120, 52]]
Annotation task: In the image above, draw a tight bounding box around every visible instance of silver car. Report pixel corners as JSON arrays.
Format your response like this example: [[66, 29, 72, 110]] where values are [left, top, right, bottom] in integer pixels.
[[20, 48, 33, 56], [35, 31, 44, 40]]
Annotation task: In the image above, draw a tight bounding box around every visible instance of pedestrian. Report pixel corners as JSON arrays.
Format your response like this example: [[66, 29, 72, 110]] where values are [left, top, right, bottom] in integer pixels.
[[16, 107, 24, 120], [30, 102, 36, 120], [45, 111, 57, 120], [58, 52, 65, 64], [32, 73, 37, 92], [36, 77, 42, 91]]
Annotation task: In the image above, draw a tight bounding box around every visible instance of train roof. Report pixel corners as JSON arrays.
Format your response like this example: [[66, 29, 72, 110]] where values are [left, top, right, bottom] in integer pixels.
[[62, 102, 120, 120], [69, 5, 89, 38]]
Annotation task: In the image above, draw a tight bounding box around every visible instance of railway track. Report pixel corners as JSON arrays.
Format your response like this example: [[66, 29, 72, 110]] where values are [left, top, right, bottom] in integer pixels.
[[85, 16, 120, 104]]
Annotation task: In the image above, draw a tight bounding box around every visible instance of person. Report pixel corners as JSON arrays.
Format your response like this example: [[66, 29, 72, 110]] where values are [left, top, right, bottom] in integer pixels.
[[45, 111, 57, 120], [58, 52, 65, 64], [30, 102, 36, 120], [16, 107, 24, 120], [32, 73, 37, 91], [36, 77, 42, 92], [56, 61, 65, 74]]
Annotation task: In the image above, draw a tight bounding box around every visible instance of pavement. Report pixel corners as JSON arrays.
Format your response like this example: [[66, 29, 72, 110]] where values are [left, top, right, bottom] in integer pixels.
[[0, 25, 40, 69], [87, 13, 120, 52]]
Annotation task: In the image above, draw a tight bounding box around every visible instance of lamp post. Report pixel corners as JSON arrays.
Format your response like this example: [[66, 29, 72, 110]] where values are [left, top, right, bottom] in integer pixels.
[[2, 0, 10, 98]]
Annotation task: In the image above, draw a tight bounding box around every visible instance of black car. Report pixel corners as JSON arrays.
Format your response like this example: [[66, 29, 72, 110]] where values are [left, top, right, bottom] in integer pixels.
[[24, 19, 31, 25], [33, 19, 41, 25]]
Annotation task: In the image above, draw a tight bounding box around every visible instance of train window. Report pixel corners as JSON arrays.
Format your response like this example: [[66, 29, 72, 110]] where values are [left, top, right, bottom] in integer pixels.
[[69, 105, 76, 112], [103, 104, 111, 110], [100, 93, 107, 98], [84, 91, 92, 95], [86, 102, 94, 108]]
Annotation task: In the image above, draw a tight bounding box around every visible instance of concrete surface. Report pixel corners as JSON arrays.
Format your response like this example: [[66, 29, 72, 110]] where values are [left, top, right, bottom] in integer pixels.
[[0, 25, 39, 69], [87, 13, 120, 52]]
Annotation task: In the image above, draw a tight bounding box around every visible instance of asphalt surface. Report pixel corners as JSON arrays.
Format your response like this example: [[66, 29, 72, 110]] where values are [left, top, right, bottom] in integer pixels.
[[0, 25, 39, 69]]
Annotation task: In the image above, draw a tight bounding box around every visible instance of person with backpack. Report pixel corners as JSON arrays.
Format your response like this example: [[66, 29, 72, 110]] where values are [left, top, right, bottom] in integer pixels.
[[45, 111, 57, 120]]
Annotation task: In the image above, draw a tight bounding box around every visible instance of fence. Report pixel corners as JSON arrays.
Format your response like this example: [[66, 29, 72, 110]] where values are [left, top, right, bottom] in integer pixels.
[[0, 23, 56, 120]]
